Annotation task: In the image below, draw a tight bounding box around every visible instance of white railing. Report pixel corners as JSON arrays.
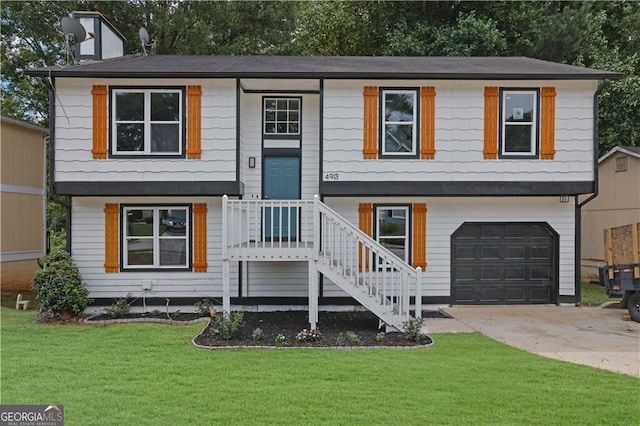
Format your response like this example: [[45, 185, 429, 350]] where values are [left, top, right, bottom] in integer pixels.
[[317, 200, 422, 325], [223, 195, 316, 260]]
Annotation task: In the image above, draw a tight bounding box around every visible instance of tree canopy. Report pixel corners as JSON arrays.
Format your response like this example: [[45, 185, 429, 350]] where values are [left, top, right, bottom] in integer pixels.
[[2, 0, 638, 152]]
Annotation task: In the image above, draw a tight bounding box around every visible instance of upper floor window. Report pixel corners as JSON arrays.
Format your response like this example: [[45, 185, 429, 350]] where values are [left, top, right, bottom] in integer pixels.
[[112, 88, 184, 156], [123, 206, 190, 270], [380, 89, 418, 157], [500, 89, 539, 157], [264, 98, 300, 135]]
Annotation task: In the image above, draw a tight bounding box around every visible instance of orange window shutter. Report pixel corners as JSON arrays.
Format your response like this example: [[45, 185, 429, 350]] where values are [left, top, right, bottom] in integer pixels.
[[412, 204, 427, 269], [420, 87, 436, 159], [193, 203, 207, 272], [363, 86, 378, 159], [358, 203, 373, 270], [540, 87, 556, 160], [186, 86, 202, 159], [483, 87, 499, 159], [104, 204, 119, 273], [92, 85, 108, 159]]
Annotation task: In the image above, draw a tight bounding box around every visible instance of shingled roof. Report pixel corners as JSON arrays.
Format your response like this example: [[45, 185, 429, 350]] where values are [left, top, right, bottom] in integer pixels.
[[27, 55, 623, 80]]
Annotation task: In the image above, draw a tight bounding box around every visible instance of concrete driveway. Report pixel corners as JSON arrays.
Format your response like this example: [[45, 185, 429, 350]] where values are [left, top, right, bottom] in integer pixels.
[[424, 305, 640, 378]]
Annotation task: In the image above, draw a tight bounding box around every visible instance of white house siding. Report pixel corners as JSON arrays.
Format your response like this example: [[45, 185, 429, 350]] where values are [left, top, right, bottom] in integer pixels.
[[54, 78, 237, 182], [239, 91, 320, 297], [322, 80, 595, 183], [72, 197, 238, 302], [323, 197, 576, 298]]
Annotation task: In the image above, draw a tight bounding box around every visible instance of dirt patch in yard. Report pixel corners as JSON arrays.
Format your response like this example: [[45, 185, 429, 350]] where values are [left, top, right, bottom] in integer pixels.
[[193, 310, 433, 348]]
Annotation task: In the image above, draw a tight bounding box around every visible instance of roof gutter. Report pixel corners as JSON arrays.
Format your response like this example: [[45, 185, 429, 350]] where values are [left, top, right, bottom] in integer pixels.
[[574, 79, 611, 305], [578, 79, 611, 208]]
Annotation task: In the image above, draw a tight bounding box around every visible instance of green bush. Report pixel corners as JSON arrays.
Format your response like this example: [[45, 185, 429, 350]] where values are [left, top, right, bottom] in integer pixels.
[[211, 312, 244, 340], [104, 295, 132, 318], [33, 250, 91, 316], [402, 317, 426, 341]]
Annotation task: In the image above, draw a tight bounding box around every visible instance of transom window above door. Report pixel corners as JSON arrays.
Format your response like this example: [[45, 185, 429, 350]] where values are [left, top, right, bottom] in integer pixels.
[[111, 88, 184, 156], [264, 98, 300, 135]]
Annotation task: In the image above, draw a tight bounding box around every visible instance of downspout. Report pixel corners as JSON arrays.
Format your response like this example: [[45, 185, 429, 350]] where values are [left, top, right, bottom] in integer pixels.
[[574, 79, 610, 304]]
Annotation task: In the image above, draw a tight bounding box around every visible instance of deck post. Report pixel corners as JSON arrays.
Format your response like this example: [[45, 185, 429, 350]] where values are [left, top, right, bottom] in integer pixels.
[[415, 267, 422, 319], [313, 195, 320, 260], [223, 260, 231, 314], [308, 259, 318, 330], [222, 195, 230, 313]]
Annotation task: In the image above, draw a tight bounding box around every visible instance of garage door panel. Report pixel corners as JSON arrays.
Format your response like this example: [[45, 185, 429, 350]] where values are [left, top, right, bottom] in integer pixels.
[[504, 287, 526, 302], [480, 266, 501, 280], [505, 266, 526, 280], [530, 266, 551, 280], [530, 246, 551, 260], [455, 246, 475, 260], [505, 246, 525, 259], [454, 267, 476, 281], [480, 224, 503, 239], [451, 222, 557, 304], [480, 246, 501, 260]]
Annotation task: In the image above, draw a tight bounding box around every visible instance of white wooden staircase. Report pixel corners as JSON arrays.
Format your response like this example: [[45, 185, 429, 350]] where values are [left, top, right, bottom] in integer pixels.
[[222, 195, 422, 330]]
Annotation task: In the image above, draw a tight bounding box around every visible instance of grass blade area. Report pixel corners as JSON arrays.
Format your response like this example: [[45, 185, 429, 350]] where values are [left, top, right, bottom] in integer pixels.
[[1, 307, 637, 425], [580, 281, 618, 306]]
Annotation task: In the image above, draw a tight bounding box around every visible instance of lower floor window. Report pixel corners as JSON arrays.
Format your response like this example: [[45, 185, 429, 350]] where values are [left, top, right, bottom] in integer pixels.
[[123, 206, 190, 269], [375, 206, 410, 263]]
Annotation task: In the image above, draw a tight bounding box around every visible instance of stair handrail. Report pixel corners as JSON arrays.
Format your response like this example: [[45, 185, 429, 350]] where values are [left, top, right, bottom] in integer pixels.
[[315, 197, 419, 278]]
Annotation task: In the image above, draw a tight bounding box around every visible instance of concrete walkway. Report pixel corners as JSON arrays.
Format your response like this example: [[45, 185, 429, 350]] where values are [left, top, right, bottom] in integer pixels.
[[423, 305, 640, 378]]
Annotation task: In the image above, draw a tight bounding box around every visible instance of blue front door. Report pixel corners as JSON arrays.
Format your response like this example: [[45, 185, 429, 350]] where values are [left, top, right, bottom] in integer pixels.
[[263, 156, 300, 240]]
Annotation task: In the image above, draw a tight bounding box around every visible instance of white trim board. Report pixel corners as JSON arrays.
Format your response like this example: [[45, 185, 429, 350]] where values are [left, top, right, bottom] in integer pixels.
[[0, 250, 44, 262], [0, 184, 44, 196]]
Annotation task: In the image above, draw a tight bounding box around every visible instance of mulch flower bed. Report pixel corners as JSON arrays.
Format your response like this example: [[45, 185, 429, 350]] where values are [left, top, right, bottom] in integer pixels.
[[193, 310, 433, 348]]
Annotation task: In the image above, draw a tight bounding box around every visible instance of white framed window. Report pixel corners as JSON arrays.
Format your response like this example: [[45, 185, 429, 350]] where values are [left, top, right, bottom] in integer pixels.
[[381, 89, 418, 156], [500, 89, 538, 156], [122, 206, 190, 269], [263, 98, 300, 135], [375, 206, 410, 263], [112, 88, 183, 155]]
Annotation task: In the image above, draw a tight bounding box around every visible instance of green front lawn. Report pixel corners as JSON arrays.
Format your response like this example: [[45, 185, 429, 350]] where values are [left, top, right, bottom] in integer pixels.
[[1, 308, 637, 425]]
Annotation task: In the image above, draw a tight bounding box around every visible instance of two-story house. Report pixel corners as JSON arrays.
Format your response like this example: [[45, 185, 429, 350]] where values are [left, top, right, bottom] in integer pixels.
[[28, 12, 622, 329]]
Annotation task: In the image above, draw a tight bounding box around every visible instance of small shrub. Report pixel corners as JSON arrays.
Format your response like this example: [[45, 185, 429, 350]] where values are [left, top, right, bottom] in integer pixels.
[[345, 331, 360, 344], [275, 333, 286, 344], [402, 317, 426, 341], [252, 328, 264, 341], [151, 309, 162, 318], [376, 332, 385, 343], [33, 250, 91, 316], [194, 298, 217, 316], [103, 294, 132, 318], [336, 332, 344, 345], [295, 328, 323, 342], [211, 312, 244, 340]]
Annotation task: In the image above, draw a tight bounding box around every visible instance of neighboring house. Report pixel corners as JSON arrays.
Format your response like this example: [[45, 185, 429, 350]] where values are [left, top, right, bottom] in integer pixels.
[[0, 114, 48, 291], [581, 146, 640, 280], [27, 12, 622, 328]]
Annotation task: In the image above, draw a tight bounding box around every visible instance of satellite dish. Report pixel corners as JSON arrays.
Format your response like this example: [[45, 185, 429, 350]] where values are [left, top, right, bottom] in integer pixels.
[[61, 16, 86, 43], [139, 27, 150, 44], [139, 27, 154, 56]]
